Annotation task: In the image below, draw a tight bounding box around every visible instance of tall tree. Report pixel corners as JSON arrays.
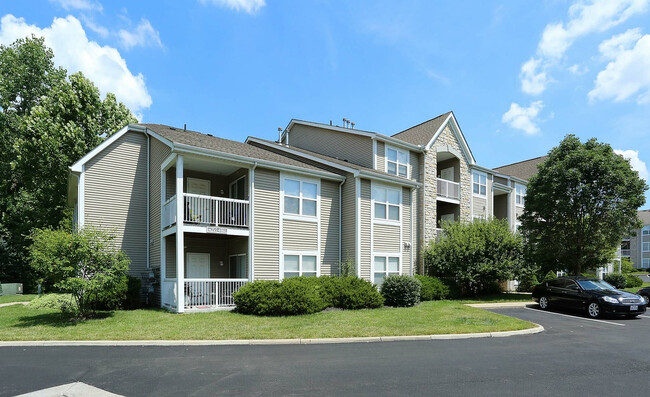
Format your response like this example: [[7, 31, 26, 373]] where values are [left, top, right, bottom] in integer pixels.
[[520, 135, 647, 276], [0, 36, 137, 289]]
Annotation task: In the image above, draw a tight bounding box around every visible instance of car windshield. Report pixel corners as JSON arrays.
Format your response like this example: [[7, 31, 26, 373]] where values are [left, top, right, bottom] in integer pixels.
[[577, 280, 616, 291]]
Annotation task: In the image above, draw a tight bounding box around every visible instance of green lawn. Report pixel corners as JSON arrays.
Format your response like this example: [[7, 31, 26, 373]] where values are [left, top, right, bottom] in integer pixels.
[[459, 293, 533, 304], [621, 282, 650, 293], [0, 294, 37, 304], [0, 300, 534, 341]]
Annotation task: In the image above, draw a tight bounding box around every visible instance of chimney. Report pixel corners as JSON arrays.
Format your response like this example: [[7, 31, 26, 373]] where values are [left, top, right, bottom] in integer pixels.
[[184, 124, 187, 132]]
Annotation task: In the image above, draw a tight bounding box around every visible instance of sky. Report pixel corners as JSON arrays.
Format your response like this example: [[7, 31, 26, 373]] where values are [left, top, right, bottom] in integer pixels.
[[1, 0, 649, 207]]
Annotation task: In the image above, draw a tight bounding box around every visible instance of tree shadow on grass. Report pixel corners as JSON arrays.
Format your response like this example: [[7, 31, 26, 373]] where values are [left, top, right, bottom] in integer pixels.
[[13, 311, 114, 328]]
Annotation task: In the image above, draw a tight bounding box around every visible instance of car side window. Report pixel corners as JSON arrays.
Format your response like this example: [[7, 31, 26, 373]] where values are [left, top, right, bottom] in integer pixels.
[[547, 279, 562, 287], [564, 280, 579, 290]]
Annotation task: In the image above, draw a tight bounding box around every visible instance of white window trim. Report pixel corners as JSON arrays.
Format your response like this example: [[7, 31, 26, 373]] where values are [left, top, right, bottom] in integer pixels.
[[280, 174, 320, 221], [229, 253, 247, 279], [642, 226, 650, 236], [229, 175, 246, 199], [371, 183, 401, 224], [384, 145, 410, 179], [643, 242, 650, 252], [372, 253, 402, 285], [515, 183, 526, 208], [472, 171, 487, 198], [281, 250, 320, 280], [643, 258, 650, 267]]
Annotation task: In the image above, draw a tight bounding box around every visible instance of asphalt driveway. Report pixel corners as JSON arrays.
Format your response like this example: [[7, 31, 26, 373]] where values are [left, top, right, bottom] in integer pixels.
[[2, 306, 650, 396]]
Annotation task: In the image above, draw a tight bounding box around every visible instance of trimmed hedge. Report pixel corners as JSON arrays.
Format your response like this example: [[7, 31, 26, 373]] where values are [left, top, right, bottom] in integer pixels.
[[604, 273, 626, 289], [380, 275, 421, 307], [517, 273, 539, 293], [542, 271, 557, 282], [233, 276, 383, 316], [414, 275, 448, 301], [625, 274, 643, 288]]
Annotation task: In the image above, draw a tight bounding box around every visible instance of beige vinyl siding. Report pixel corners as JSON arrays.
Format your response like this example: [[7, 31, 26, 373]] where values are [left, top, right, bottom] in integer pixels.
[[473, 196, 487, 218], [320, 180, 340, 275], [84, 131, 148, 276], [283, 219, 318, 251], [515, 205, 525, 219], [360, 179, 371, 280], [341, 174, 357, 266], [149, 138, 171, 270], [165, 235, 176, 278], [376, 141, 385, 172], [289, 124, 374, 168], [486, 175, 493, 218], [253, 168, 280, 280], [373, 223, 400, 252], [402, 187, 412, 275], [409, 151, 420, 182]]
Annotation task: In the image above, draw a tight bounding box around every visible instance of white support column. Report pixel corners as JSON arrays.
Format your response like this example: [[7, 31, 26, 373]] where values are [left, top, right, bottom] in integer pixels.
[[176, 155, 185, 313], [248, 165, 256, 282], [160, 234, 166, 308]]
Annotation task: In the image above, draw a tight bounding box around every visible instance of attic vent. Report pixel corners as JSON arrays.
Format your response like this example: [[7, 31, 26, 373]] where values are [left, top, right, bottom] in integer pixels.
[[169, 127, 176, 130], [341, 118, 355, 129]]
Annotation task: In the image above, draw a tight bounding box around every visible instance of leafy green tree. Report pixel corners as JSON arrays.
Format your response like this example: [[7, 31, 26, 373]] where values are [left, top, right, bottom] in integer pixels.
[[0, 36, 137, 289], [29, 227, 130, 317], [520, 135, 647, 276], [425, 219, 526, 295]]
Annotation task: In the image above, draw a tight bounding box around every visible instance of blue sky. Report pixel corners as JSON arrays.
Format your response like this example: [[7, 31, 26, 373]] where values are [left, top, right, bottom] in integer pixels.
[[2, 0, 649, 207]]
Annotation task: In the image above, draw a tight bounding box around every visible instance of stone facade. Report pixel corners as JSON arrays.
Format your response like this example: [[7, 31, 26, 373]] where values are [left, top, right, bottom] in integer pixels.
[[422, 125, 472, 248]]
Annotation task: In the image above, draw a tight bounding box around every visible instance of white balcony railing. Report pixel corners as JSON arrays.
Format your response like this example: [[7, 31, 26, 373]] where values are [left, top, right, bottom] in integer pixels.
[[184, 279, 248, 309], [437, 179, 460, 200], [162, 193, 249, 229]]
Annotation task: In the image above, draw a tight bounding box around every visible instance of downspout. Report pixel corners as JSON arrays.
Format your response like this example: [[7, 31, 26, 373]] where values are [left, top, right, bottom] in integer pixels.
[[338, 179, 345, 276], [249, 162, 258, 282]]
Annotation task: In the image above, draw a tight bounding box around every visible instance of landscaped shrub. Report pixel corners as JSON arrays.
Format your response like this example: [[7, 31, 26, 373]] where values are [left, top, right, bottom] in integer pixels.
[[332, 276, 383, 309], [625, 274, 643, 288], [517, 271, 540, 292], [604, 273, 627, 289], [425, 218, 527, 296], [29, 293, 76, 311], [233, 276, 383, 316], [380, 275, 421, 307], [122, 276, 142, 310], [414, 275, 448, 300], [542, 270, 557, 283], [29, 227, 130, 318]]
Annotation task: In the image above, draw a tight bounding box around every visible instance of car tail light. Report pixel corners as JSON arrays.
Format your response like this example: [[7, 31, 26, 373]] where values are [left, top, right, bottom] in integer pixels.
[[532, 285, 536, 293]]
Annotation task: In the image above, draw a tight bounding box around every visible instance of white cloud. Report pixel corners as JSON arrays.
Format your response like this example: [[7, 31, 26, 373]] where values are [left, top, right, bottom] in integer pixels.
[[80, 14, 108, 38], [589, 33, 650, 103], [501, 101, 544, 135], [519, 0, 649, 95], [520, 58, 550, 95], [538, 0, 648, 59], [0, 14, 152, 117], [117, 19, 162, 50], [568, 64, 589, 75], [614, 149, 649, 181], [199, 0, 265, 14], [50, 0, 102, 12], [598, 27, 642, 59]]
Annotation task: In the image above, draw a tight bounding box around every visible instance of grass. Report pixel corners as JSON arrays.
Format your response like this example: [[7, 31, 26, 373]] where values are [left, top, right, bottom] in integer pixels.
[[621, 282, 650, 293], [458, 293, 533, 304], [0, 294, 37, 304], [0, 300, 534, 341]]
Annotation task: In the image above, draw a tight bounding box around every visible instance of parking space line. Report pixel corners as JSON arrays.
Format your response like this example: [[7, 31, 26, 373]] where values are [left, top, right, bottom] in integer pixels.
[[638, 315, 650, 319], [523, 307, 625, 326]]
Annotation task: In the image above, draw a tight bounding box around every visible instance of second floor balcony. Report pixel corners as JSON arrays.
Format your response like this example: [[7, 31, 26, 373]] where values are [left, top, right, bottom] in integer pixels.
[[163, 193, 249, 231], [437, 179, 460, 201]]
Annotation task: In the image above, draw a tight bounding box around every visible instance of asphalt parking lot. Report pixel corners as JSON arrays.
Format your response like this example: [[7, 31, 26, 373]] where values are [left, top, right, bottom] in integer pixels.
[[3, 304, 650, 396]]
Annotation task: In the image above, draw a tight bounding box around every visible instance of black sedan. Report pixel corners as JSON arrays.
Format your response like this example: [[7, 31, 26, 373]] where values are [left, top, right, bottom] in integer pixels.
[[532, 276, 646, 318], [637, 287, 650, 305]]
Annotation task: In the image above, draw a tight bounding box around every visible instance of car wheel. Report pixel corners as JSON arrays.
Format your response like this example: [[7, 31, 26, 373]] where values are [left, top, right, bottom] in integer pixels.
[[587, 302, 601, 318], [641, 294, 650, 305], [626, 314, 639, 319], [538, 296, 550, 310]]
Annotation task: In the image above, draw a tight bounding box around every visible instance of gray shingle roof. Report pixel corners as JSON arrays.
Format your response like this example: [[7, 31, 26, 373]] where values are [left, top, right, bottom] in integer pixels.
[[493, 156, 548, 181], [140, 124, 333, 174], [390, 112, 452, 146], [248, 137, 418, 184]]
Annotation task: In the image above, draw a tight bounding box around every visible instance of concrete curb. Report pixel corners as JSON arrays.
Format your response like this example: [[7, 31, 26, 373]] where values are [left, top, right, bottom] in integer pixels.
[[0, 324, 544, 347]]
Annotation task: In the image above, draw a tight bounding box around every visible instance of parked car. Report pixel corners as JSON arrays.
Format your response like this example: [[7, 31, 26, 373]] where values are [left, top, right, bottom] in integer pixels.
[[637, 287, 650, 305], [532, 277, 646, 318]]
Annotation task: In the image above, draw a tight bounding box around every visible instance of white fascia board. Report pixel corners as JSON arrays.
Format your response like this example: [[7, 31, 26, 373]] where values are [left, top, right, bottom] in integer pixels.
[[492, 182, 513, 192], [287, 119, 423, 152], [358, 170, 421, 188], [172, 143, 345, 182], [425, 113, 476, 165]]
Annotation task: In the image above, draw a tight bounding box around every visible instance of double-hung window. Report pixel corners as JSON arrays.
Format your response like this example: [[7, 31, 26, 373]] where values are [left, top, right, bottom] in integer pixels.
[[373, 185, 400, 221], [472, 172, 487, 196], [515, 183, 526, 207], [643, 226, 650, 236], [283, 254, 317, 278], [643, 258, 650, 268], [373, 256, 400, 285], [386, 146, 409, 178], [283, 178, 317, 217], [643, 242, 650, 252]]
